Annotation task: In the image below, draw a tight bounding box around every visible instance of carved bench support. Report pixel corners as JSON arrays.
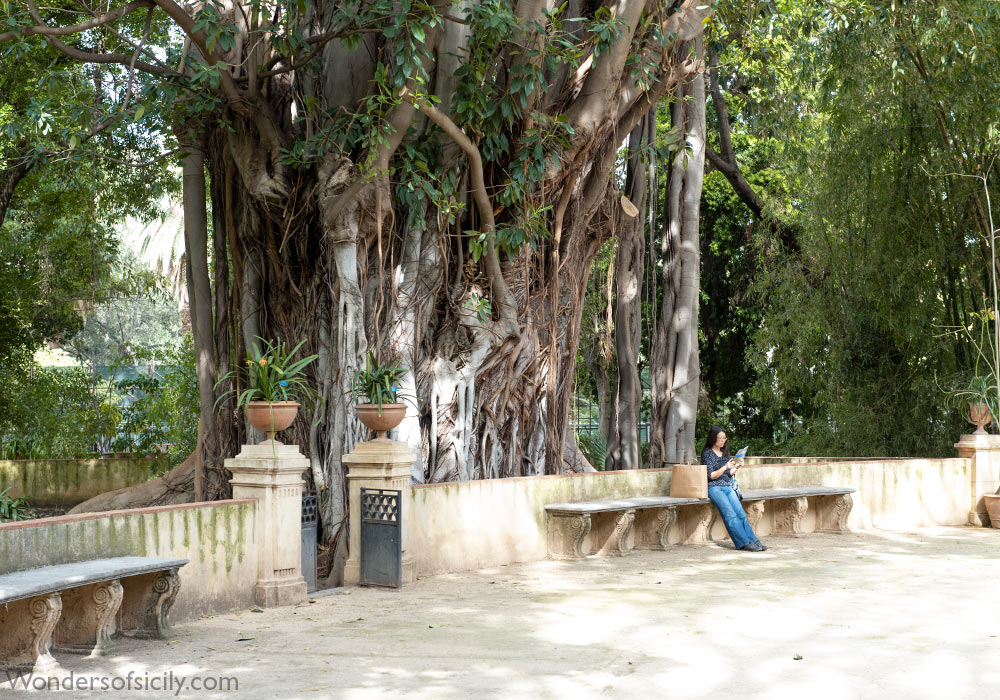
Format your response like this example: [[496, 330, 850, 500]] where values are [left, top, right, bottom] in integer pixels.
[[121, 568, 182, 639], [55, 579, 124, 656], [547, 513, 592, 560], [593, 509, 635, 556], [744, 501, 765, 531], [815, 493, 853, 533], [29, 593, 63, 671], [675, 504, 714, 545], [771, 497, 809, 536], [634, 507, 676, 550]]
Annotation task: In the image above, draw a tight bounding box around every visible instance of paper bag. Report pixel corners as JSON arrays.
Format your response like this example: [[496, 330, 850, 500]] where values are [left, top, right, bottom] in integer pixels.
[[670, 463, 708, 499]]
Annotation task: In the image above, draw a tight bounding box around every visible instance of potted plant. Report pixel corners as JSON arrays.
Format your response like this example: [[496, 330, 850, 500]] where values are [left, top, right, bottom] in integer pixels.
[[957, 374, 997, 435], [216, 337, 319, 442], [348, 353, 414, 439]]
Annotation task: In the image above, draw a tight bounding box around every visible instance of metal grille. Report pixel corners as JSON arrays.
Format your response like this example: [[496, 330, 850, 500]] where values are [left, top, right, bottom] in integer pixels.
[[301, 490, 318, 592], [360, 488, 402, 588], [302, 491, 318, 526], [362, 490, 400, 522]]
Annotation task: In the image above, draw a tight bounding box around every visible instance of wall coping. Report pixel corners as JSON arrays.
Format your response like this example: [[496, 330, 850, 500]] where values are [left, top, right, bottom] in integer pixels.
[[0, 456, 165, 464], [411, 467, 674, 490], [410, 457, 970, 490], [0, 499, 257, 532]]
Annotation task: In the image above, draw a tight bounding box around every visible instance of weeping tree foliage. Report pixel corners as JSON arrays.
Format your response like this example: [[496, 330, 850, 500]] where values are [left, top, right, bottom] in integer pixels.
[[2, 0, 715, 576], [700, 0, 1000, 456]]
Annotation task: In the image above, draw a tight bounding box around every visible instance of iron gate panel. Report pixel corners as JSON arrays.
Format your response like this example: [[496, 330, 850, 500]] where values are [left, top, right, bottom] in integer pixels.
[[360, 488, 401, 588], [301, 490, 318, 593]]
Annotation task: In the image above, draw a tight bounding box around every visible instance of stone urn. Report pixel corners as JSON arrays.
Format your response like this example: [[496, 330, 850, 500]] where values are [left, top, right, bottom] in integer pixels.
[[984, 494, 1000, 529], [354, 403, 407, 439], [969, 401, 993, 435], [245, 401, 299, 441]]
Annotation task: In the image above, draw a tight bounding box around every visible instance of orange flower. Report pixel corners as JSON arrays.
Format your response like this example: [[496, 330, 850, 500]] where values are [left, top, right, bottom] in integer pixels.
[[258, 358, 267, 366]]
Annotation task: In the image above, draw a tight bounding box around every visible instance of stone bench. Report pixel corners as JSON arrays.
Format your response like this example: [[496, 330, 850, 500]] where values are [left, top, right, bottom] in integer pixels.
[[545, 487, 855, 559], [0, 556, 187, 671]]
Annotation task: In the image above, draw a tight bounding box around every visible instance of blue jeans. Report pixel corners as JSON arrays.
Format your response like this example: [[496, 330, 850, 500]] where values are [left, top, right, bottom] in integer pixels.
[[708, 485, 759, 549]]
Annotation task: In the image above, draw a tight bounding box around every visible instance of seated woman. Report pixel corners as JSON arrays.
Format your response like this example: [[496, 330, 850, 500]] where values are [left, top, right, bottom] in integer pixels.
[[701, 425, 767, 552]]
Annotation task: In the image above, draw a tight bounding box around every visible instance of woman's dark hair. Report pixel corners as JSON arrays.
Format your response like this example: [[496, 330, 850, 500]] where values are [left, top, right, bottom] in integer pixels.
[[702, 425, 731, 458]]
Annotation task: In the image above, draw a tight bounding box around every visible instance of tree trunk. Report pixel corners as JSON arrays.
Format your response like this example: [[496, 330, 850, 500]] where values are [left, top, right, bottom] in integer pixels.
[[650, 38, 707, 466], [181, 142, 221, 501], [607, 121, 649, 470]]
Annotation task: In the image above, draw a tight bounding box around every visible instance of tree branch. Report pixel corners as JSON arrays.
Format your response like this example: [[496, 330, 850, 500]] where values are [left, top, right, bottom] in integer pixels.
[[0, 0, 152, 42], [18, 0, 179, 76], [402, 91, 518, 328]]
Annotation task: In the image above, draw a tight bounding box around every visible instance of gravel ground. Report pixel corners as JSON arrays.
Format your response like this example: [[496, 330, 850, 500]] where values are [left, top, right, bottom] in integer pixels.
[[6, 527, 1000, 700]]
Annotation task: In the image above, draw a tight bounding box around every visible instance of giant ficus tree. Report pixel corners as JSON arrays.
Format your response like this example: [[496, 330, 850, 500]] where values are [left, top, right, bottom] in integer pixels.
[[2, 0, 711, 575]]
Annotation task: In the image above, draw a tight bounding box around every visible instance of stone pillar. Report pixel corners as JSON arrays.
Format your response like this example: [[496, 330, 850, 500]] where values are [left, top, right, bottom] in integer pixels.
[[342, 439, 417, 586], [227, 443, 308, 607], [955, 433, 1000, 526]]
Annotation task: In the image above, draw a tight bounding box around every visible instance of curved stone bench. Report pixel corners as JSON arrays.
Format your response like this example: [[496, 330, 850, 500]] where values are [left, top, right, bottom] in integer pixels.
[[545, 487, 855, 559], [0, 556, 187, 671]]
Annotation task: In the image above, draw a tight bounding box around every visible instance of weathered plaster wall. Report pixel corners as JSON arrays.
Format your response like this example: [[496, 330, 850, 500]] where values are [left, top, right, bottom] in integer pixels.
[[0, 457, 165, 507], [406, 458, 973, 577], [0, 500, 258, 621], [407, 469, 671, 577]]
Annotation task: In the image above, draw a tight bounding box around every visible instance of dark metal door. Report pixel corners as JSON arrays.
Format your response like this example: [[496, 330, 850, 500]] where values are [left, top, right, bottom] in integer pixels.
[[360, 488, 402, 588], [301, 490, 318, 592]]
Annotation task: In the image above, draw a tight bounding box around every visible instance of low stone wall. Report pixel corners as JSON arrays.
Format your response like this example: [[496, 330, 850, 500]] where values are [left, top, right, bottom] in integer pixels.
[[0, 457, 165, 507], [0, 500, 258, 622], [407, 469, 671, 578], [406, 457, 974, 578], [736, 458, 973, 530]]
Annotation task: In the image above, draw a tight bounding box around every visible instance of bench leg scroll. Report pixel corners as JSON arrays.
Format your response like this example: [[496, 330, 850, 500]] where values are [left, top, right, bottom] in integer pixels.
[[91, 579, 123, 656], [29, 593, 63, 671], [138, 569, 181, 640], [547, 513, 592, 560], [744, 501, 764, 531], [634, 507, 676, 550], [53, 579, 123, 657], [816, 493, 853, 533], [594, 510, 636, 556]]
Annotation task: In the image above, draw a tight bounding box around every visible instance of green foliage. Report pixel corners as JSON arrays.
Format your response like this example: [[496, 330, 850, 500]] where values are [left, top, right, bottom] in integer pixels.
[[348, 353, 413, 413], [0, 487, 30, 522], [0, 365, 113, 459], [576, 431, 607, 471], [694, 0, 1000, 457], [216, 337, 319, 411], [141, 336, 199, 467]]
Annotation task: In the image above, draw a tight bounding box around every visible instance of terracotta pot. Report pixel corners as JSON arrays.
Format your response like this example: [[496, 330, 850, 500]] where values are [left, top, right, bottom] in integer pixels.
[[969, 401, 993, 435], [984, 494, 1000, 529], [245, 401, 300, 441], [354, 403, 407, 439]]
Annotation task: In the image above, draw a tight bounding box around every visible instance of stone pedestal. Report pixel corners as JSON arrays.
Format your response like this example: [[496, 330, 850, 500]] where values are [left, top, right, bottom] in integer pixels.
[[227, 443, 308, 607], [342, 439, 417, 586], [955, 434, 1000, 526]]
